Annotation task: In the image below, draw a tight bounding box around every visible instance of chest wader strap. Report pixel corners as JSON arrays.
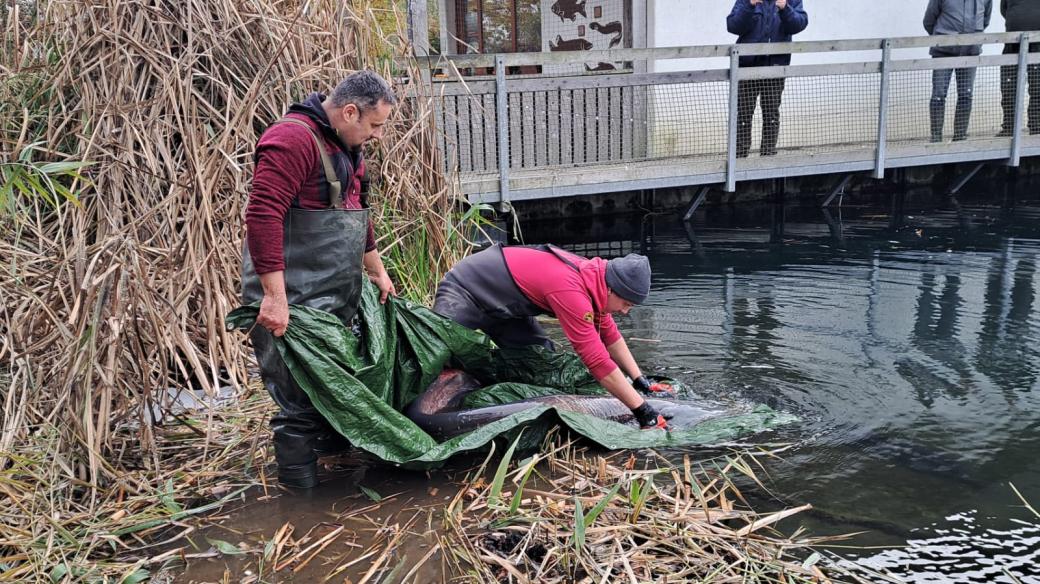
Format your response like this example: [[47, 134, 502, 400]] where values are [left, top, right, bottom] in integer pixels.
[[275, 117, 343, 208], [534, 244, 603, 314]]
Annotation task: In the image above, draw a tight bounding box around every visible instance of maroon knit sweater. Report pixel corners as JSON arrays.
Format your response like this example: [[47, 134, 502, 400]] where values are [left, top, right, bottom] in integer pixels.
[[246, 94, 376, 275]]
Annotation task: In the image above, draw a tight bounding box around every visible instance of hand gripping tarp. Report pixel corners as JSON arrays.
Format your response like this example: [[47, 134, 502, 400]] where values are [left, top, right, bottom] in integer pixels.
[[226, 282, 796, 467]]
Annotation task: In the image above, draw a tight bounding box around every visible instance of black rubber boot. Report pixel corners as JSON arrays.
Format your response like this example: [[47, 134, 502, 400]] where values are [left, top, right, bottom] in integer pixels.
[[314, 431, 352, 457], [929, 97, 945, 143], [999, 64, 1016, 137], [953, 95, 972, 142], [277, 460, 319, 489], [251, 328, 325, 489], [272, 432, 318, 489], [761, 117, 780, 156], [735, 120, 752, 158]]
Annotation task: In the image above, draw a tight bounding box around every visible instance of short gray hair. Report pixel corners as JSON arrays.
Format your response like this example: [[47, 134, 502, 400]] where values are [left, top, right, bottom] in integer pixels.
[[329, 70, 397, 112]]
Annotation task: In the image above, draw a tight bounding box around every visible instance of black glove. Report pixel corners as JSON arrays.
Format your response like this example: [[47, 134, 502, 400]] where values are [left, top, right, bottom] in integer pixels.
[[631, 401, 668, 430], [633, 375, 676, 397]]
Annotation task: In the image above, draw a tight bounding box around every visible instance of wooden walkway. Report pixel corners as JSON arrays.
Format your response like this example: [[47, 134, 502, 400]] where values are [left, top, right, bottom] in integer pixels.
[[415, 31, 1040, 205]]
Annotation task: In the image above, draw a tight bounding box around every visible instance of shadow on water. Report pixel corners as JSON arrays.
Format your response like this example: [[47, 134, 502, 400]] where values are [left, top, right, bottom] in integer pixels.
[[518, 179, 1040, 583]]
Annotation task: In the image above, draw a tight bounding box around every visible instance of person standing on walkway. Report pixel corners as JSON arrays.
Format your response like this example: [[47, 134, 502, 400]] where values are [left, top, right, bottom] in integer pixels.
[[999, 0, 1040, 136], [727, 0, 809, 158], [242, 71, 398, 489], [433, 245, 674, 430], [924, 0, 993, 143]]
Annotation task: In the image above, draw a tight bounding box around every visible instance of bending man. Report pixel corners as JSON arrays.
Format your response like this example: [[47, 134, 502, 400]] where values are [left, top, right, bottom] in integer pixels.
[[433, 244, 671, 430]]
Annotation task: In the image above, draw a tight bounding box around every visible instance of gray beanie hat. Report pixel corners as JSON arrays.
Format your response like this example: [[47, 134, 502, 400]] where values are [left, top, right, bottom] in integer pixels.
[[605, 254, 651, 304]]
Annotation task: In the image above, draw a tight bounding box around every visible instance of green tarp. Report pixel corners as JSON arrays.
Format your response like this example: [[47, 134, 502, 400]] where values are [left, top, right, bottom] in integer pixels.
[[226, 282, 796, 467]]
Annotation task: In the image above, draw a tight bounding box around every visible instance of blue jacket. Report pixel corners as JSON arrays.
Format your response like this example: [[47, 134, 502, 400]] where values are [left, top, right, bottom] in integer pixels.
[[726, 0, 809, 68]]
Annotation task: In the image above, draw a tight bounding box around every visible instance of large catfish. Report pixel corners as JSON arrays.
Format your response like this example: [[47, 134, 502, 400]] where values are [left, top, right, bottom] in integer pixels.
[[405, 369, 722, 440]]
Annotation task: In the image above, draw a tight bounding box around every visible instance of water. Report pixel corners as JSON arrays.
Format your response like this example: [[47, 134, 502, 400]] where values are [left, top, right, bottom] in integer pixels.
[[521, 186, 1040, 583]]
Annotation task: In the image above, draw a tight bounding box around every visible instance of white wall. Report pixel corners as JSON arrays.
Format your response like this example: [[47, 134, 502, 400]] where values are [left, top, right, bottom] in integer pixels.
[[649, 0, 1006, 71]]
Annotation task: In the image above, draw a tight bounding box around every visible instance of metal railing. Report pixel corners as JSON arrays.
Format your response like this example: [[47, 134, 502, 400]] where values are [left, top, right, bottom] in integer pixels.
[[414, 32, 1040, 205]]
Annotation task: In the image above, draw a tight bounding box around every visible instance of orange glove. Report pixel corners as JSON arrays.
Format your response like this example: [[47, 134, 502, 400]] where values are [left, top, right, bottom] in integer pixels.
[[633, 375, 676, 398]]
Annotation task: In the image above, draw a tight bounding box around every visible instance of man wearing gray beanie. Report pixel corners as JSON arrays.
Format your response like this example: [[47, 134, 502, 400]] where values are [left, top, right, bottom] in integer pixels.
[[433, 244, 674, 430]]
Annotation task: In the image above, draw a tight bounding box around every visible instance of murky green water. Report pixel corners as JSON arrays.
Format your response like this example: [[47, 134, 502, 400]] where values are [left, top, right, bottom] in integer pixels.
[[522, 185, 1040, 583]]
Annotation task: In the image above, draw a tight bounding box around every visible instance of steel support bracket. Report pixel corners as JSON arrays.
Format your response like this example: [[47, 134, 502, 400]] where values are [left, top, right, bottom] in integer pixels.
[[821, 173, 855, 208], [948, 162, 985, 196], [682, 186, 712, 222]]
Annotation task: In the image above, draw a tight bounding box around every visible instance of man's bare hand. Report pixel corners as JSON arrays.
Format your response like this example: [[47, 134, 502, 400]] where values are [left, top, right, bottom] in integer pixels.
[[257, 294, 290, 337], [370, 272, 397, 304], [776, 0, 787, 9], [750, 0, 763, 5]]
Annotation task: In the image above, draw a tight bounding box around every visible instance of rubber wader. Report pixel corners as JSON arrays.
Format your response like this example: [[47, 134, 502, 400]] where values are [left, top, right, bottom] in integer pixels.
[[432, 244, 589, 350], [242, 118, 367, 488]]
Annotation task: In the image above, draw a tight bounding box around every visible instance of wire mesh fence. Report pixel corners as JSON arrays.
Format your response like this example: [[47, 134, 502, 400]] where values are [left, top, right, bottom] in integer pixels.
[[428, 40, 1040, 192], [648, 81, 728, 159], [740, 73, 881, 158], [887, 66, 1005, 144]]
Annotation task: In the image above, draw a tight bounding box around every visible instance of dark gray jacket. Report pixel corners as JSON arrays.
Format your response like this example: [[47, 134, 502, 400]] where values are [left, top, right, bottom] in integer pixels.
[[1002, 0, 1040, 32], [924, 0, 993, 56]]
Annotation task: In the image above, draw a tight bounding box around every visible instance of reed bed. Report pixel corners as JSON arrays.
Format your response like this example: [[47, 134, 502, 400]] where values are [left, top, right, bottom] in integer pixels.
[[0, 387, 274, 582], [1, 0, 474, 580], [439, 438, 863, 584]]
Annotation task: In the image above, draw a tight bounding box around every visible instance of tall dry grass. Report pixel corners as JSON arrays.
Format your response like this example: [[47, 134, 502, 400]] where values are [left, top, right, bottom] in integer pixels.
[[1, 0, 469, 579]]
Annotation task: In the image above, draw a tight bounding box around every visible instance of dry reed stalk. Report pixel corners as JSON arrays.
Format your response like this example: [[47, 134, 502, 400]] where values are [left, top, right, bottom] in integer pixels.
[[439, 441, 859, 583], [1, 0, 469, 579]]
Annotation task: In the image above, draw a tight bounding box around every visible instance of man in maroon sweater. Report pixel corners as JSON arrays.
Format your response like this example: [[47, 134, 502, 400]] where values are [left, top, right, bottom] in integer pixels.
[[243, 70, 397, 488], [247, 72, 397, 333]]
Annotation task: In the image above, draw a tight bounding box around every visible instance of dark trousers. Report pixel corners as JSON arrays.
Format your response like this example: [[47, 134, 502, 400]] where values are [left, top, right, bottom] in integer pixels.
[[1000, 43, 1040, 134], [736, 78, 786, 158], [931, 66, 977, 142]]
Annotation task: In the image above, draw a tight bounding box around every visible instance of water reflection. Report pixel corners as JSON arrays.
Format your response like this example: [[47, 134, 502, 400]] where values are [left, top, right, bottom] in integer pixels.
[[518, 185, 1040, 582]]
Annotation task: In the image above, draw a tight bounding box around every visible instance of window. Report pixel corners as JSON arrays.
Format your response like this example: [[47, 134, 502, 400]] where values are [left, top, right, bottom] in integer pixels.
[[455, 0, 541, 54]]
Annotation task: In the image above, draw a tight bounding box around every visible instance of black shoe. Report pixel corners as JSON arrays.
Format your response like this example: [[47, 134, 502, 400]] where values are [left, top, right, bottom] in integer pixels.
[[314, 432, 352, 457], [736, 151, 749, 159], [761, 148, 777, 156], [997, 128, 1013, 137], [952, 134, 967, 142], [278, 460, 319, 489]]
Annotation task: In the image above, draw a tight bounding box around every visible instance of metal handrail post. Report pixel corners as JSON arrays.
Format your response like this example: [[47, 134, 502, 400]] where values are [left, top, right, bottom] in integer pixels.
[[495, 55, 511, 207], [874, 39, 891, 179], [1010, 32, 1029, 167], [726, 47, 740, 192]]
